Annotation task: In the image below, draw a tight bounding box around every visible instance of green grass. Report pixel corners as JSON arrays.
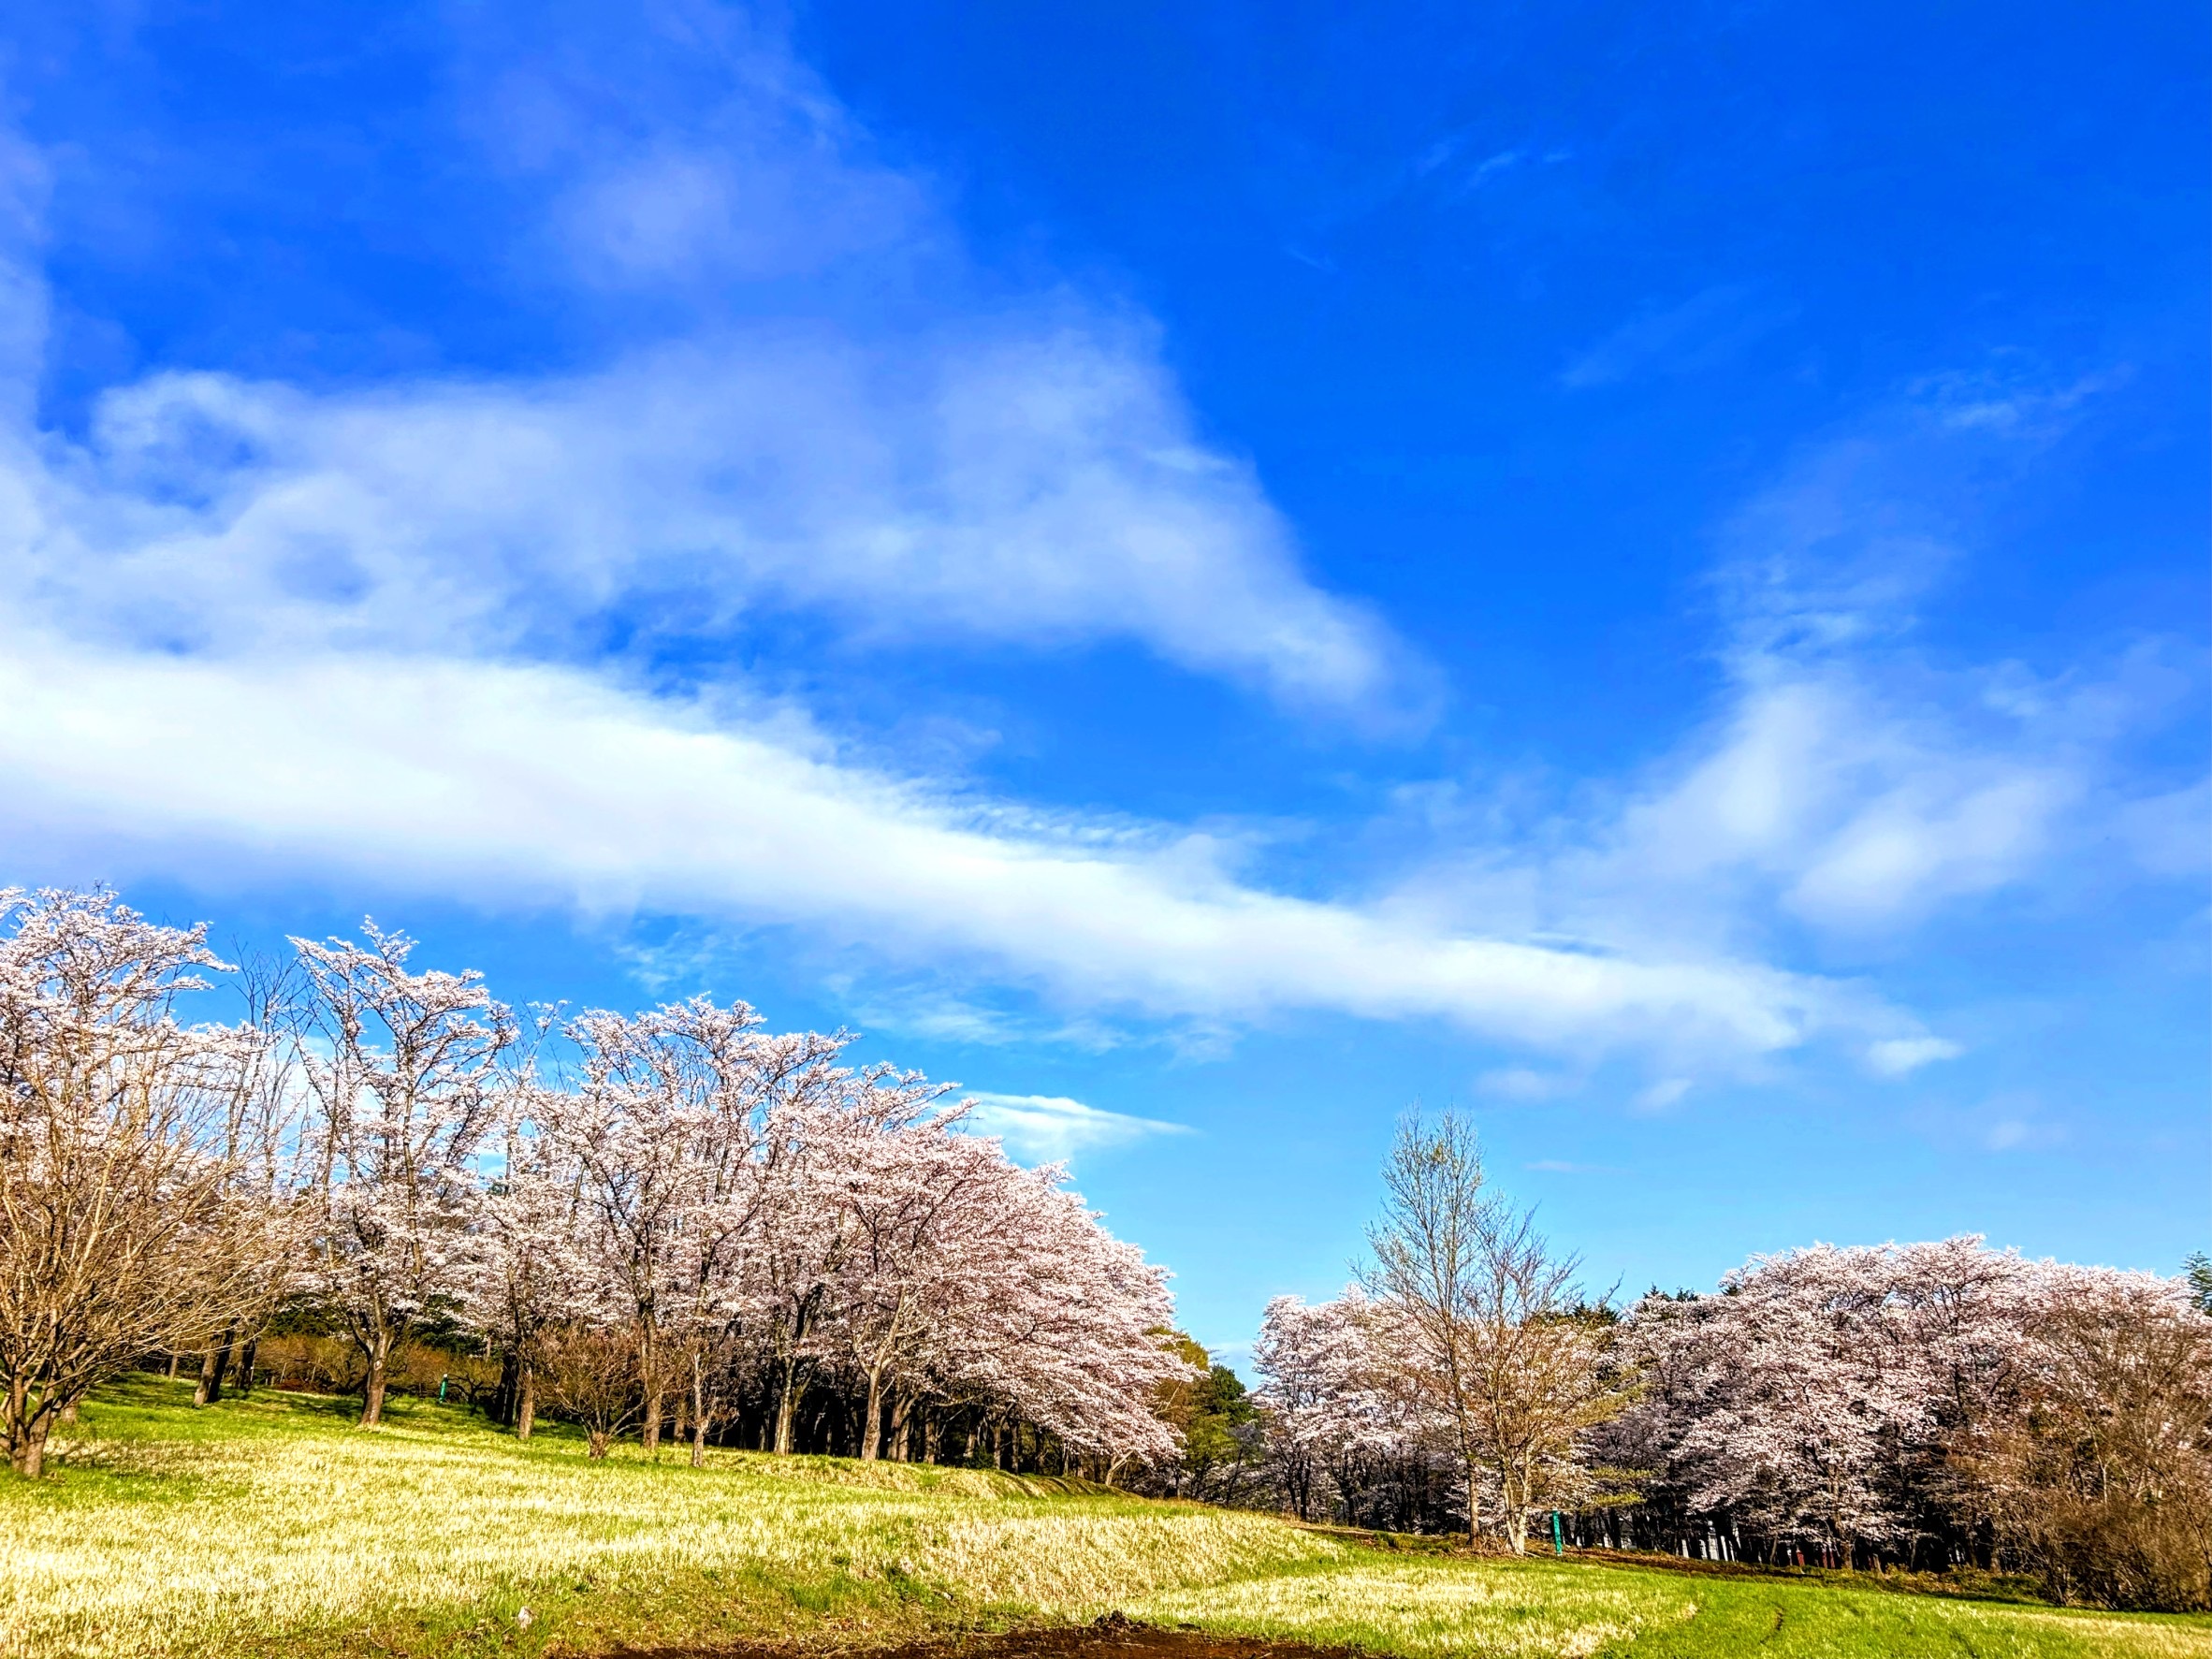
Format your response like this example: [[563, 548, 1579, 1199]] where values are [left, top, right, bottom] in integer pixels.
[[3, 1378, 2205, 1659]]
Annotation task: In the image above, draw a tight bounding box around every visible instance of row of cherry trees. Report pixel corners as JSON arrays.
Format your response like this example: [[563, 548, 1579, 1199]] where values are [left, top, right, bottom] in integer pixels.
[[0, 887, 1187, 1477], [1597, 1239, 2211, 1607], [1252, 1237, 2212, 1608]]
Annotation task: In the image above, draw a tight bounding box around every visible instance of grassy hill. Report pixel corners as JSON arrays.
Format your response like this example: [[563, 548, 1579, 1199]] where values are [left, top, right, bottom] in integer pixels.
[[3, 1378, 2205, 1659]]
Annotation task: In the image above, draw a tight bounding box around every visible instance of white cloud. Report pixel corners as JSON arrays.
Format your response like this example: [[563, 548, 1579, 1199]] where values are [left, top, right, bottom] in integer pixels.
[[12, 327, 1405, 717], [1978, 1110, 2067, 1154], [464, 0, 932, 291], [960, 1093, 1191, 1163], [0, 87, 1919, 1076], [2116, 779, 2212, 878], [1477, 1067, 1579, 1101], [1610, 675, 2088, 934], [1866, 1037, 1964, 1078], [1380, 386, 2205, 980], [1561, 284, 1792, 389], [0, 9, 1413, 725], [0, 636, 1933, 1065]]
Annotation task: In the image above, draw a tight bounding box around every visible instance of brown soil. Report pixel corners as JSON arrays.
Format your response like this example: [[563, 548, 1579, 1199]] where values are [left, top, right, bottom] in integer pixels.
[[607, 1611, 1361, 1659]]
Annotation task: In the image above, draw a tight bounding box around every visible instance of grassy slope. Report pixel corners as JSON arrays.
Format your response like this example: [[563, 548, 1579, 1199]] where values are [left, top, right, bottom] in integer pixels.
[[1, 1380, 2205, 1659]]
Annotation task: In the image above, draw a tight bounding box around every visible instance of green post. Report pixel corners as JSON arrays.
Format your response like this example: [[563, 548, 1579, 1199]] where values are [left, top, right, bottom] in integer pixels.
[[1551, 1511, 1564, 1556]]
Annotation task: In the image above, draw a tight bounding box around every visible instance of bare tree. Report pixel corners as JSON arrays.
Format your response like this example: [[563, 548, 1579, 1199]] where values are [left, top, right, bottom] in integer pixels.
[[1453, 1204, 1636, 1551], [536, 1319, 644, 1459], [1363, 1109, 1494, 1541], [0, 889, 291, 1476], [1364, 1108, 1632, 1550], [1962, 1269, 2212, 1609]]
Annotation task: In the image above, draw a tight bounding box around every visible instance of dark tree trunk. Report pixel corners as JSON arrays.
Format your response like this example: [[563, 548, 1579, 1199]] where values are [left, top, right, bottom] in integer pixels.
[[196, 1325, 238, 1407], [493, 1347, 520, 1426]]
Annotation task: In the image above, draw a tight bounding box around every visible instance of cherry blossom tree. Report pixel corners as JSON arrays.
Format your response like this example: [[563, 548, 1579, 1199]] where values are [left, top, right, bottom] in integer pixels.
[[822, 1112, 1000, 1460], [1255, 1291, 1384, 1521], [1599, 1236, 2210, 1588], [293, 924, 513, 1427], [470, 1085, 590, 1441], [0, 886, 1195, 1476]]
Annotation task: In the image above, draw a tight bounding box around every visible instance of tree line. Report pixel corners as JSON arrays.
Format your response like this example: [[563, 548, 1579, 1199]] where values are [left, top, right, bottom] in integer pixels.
[[0, 887, 1186, 1479], [6, 885, 2204, 1610], [1247, 1111, 2212, 1611]]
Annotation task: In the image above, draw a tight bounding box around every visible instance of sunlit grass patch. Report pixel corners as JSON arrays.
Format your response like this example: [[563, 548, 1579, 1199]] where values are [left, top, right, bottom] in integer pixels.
[[4, 1379, 2209, 1659], [1135, 1558, 1661, 1659], [1135, 1555, 2212, 1659], [0, 1379, 1334, 1658]]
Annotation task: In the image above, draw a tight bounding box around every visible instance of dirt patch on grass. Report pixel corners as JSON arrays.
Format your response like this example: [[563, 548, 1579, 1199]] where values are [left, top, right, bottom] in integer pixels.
[[608, 1611, 1364, 1659]]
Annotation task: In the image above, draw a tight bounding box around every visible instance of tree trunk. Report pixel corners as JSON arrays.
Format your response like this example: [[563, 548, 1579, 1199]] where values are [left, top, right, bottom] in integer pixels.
[[1465, 1465, 1482, 1546], [13, 1402, 52, 1477], [1504, 1460, 1531, 1554], [196, 1324, 238, 1407], [588, 1429, 611, 1459], [236, 1337, 259, 1395], [494, 1346, 519, 1425], [516, 1361, 536, 1441], [773, 1356, 804, 1455], [860, 1365, 886, 1461], [642, 1390, 662, 1453], [690, 1359, 710, 1469], [360, 1329, 393, 1427]]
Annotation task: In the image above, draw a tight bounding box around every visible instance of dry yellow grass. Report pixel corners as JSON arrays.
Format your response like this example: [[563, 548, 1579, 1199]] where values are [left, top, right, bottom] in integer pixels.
[[6, 1379, 2208, 1659], [0, 1381, 1335, 1657]]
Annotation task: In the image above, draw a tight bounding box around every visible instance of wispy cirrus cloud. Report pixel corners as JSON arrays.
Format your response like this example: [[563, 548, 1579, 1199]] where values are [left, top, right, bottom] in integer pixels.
[[1383, 379, 2205, 982], [959, 1093, 1191, 1163], [1561, 283, 1795, 389], [23, 326, 1408, 719]]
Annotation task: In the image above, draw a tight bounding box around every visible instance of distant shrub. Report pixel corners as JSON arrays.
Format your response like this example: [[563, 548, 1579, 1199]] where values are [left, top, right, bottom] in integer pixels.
[[254, 1334, 363, 1396]]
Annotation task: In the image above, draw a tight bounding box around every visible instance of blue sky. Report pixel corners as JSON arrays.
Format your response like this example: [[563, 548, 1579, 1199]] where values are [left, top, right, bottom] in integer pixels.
[[2, 0, 2205, 1359]]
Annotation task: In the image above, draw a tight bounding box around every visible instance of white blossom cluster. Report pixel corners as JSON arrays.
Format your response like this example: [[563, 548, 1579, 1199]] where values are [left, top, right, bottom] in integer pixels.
[[1254, 1237, 2211, 1580], [0, 888, 1188, 1474], [1602, 1239, 2208, 1565], [297, 922, 1191, 1466]]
